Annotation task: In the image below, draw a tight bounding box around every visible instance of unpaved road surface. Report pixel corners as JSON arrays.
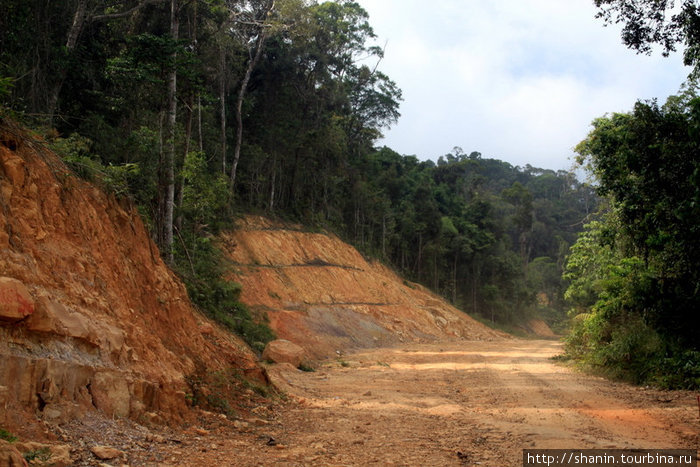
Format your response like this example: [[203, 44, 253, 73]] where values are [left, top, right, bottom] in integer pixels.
[[176, 339, 698, 466]]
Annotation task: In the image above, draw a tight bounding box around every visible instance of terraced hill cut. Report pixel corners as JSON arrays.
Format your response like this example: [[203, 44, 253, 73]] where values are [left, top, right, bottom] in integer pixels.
[[222, 216, 506, 359]]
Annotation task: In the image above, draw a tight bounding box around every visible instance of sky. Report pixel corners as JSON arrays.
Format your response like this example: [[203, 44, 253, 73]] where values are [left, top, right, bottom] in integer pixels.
[[353, 0, 690, 171]]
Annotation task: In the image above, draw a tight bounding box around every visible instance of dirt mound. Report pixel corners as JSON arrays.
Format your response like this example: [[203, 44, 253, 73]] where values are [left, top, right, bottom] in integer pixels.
[[525, 318, 557, 338], [221, 216, 505, 359], [0, 121, 262, 438]]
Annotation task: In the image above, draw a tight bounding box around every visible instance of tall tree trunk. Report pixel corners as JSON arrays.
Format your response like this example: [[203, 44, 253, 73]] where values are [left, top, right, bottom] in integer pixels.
[[197, 94, 203, 151], [473, 276, 478, 315], [268, 158, 276, 212], [416, 233, 423, 278], [47, 0, 87, 122], [452, 252, 458, 304], [154, 110, 164, 244], [176, 0, 197, 232], [175, 97, 192, 231], [229, 0, 273, 195], [434, 252, 439, 292], [381, 213, 386, 259], [219, 44, 227, 174], [66, 0, 88, 49], [158, 0, 178, 264]]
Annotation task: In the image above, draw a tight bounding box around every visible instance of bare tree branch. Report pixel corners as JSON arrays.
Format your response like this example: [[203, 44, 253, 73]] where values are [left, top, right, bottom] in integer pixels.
[[91, 0, 167, 21]]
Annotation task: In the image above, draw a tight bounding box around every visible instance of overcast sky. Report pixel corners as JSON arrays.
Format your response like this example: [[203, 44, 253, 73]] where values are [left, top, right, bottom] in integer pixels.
[[354, 0, 690, 171]]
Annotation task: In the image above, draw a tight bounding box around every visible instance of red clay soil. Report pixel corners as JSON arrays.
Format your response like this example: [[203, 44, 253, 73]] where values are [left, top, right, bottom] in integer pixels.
[[0, 122, 261, 439]]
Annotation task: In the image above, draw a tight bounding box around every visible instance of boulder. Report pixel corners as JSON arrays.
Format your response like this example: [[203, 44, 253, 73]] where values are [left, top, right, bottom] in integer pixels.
[[90, 445, 123, 460], [262, 339, 306, 367], [0, 277, 34, 322], [25, 298, 90, 340]]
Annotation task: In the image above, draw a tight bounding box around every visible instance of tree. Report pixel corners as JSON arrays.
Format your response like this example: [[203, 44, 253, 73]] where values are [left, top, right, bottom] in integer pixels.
[[48, 0, 169, 121], [567, 92, 700, 387], [156, 0, 179, 264], [593, 0, 700, 75], [229, 0, 276, 194], [502, 181, 534, 270], [575, 96, 700, 344]]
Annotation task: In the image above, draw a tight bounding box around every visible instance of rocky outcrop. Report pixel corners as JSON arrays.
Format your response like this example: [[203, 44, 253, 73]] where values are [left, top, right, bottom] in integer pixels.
[[262, 340, 306, 367], [0, 277, 34, 322], [0, 121, 262, 437], [222, 216, 506, 359]]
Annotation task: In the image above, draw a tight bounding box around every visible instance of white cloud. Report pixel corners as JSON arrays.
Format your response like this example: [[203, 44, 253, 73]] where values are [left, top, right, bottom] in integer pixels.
[[355, 0, 689, 170]]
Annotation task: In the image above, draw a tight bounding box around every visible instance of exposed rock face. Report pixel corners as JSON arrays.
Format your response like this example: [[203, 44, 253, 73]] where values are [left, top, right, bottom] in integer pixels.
[[262, 340, 306, 367], [0, 277, 34, 321], [222, 216, 506, 359], [0, 121, 261, 435]]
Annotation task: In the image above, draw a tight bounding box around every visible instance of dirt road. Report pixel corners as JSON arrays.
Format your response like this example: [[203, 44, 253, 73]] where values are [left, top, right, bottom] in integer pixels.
[[175, 339, 698, 466]]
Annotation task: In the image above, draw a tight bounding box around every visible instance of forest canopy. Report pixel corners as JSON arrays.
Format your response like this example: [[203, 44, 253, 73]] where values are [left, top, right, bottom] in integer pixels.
[[0, 0, 598, 340], [565, 90, 700, 388], [560, 0, 700, 388]]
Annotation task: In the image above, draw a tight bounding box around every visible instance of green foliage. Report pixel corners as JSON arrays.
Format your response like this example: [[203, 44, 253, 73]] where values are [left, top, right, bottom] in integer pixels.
[[565, 92, 700, 389], [0, 428, 17, 443], [576, 97, 700, 348], [172, 150, 274, 352], [179, 151, 229, 230], [655, 349, 700, 389], [563, 223, 663, 382], [23, 447, 51, 463], [0, 77, 13, 99], [179, 245, 275, 354], [50, 133, 140, 198], [298, 363, 315, 372], [593, 1, 700, 76]]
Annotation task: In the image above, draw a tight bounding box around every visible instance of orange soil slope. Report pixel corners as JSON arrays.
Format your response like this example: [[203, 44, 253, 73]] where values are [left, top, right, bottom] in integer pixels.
[[222, 216, 505, 359], [0, 122, 261, 435]]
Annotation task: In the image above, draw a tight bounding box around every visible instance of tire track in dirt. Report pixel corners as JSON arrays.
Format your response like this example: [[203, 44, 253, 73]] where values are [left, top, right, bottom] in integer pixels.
[[177, 339, 699, 466]]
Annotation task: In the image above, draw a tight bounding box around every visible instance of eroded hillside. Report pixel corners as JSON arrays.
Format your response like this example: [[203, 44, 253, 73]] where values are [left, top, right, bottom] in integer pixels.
[[222, 216, 505, 359], [0, 122, 263, 441]]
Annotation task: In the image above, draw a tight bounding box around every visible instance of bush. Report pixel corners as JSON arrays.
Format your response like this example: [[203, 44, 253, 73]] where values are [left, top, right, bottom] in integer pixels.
[[185, 367, 273, 416], [653, 348, 700, 389], [564, 307, 700, 389], [0, 428, 17, 443], [50, 132, 139, 197], [178, 241, 274, 354]]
